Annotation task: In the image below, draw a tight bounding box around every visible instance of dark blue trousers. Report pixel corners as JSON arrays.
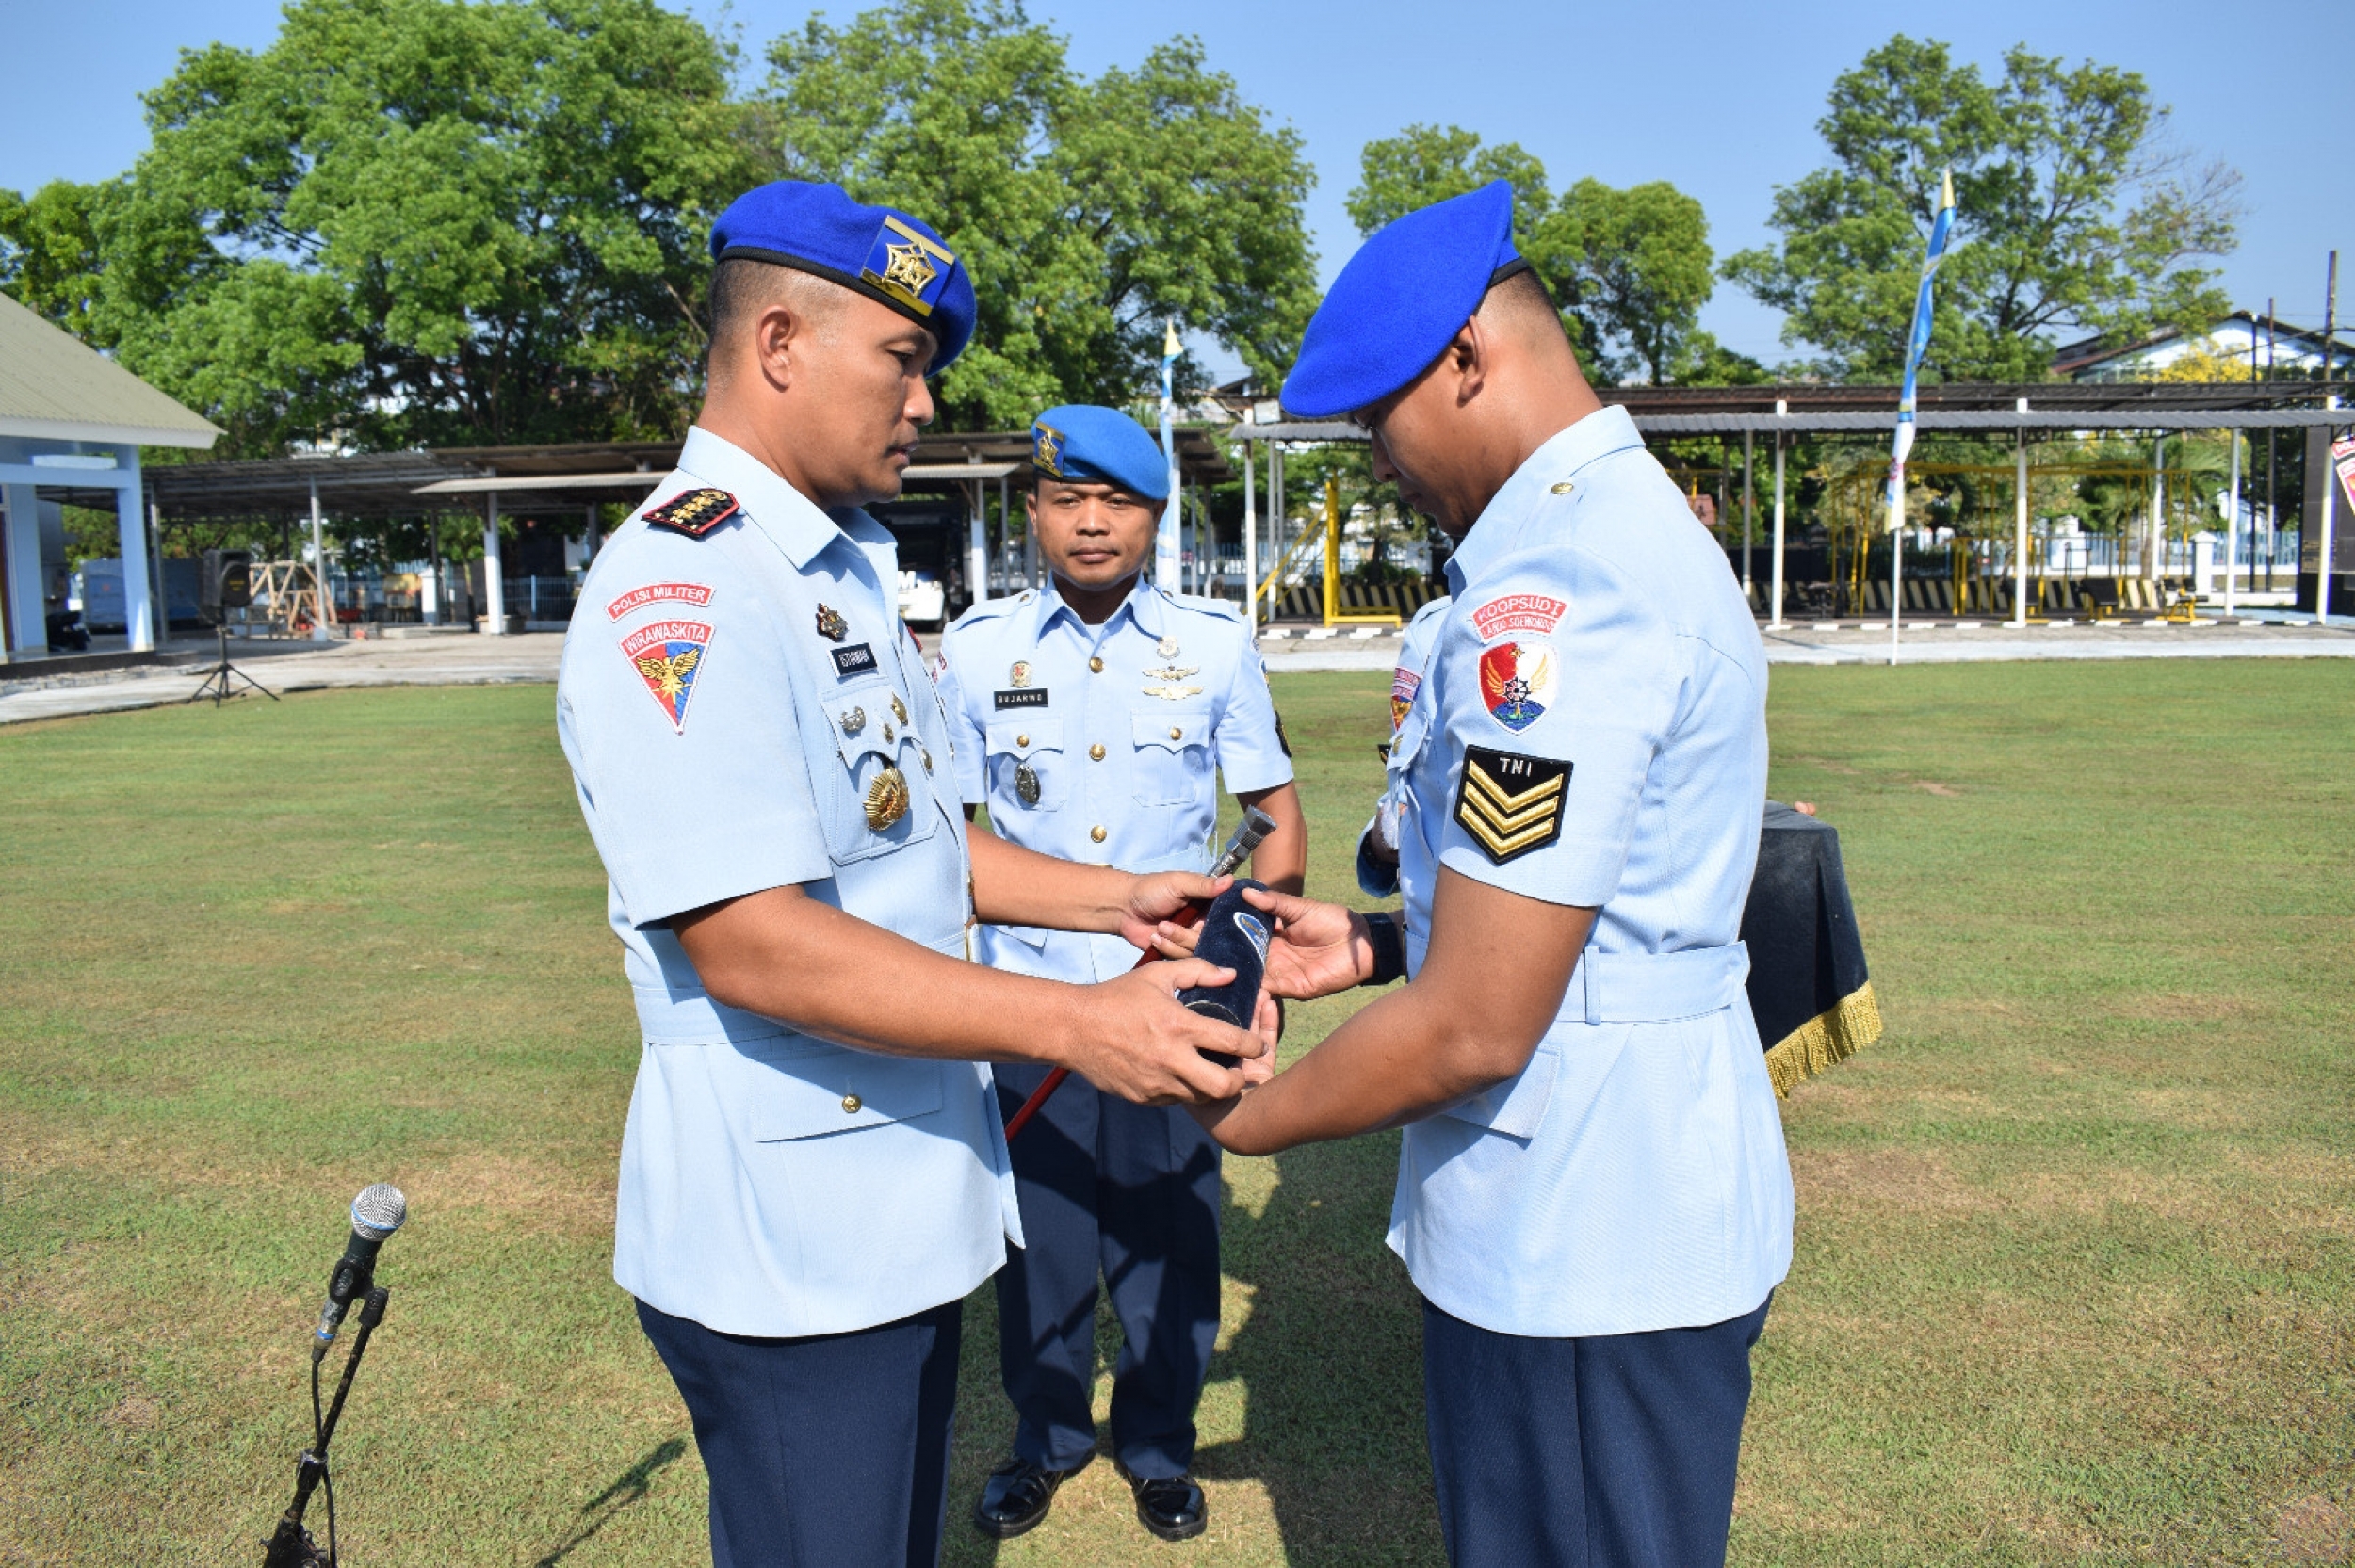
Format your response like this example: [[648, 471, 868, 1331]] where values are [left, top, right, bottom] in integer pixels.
[[991, 1061, 1222, 1479], [1422, 1294, 1772, 1568], [636, 1296, 961, 1568]]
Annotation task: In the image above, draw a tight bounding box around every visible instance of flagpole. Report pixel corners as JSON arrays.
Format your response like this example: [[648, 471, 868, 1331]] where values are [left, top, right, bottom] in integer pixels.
[[1157, 320, 1182, 592], [1888, 169, 1956, 668]]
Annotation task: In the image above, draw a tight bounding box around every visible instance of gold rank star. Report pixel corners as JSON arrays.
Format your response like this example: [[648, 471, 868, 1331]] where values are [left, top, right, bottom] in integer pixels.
[[881, 241, 938, 299]]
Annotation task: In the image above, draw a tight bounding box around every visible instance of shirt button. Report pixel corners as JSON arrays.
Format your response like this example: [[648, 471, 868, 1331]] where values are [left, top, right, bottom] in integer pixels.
[[1015, 733, 1029, 747], [841, 1093, 862, 1114], [1089, 743, 1106, 761], [1088, 656, 1104, 673], [921, 750, 934, 774], [1169, 726, 1182, 740], [1090, 825, 1107, 844]]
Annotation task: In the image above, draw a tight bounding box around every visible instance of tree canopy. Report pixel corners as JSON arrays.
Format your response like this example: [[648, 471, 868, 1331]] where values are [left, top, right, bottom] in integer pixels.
[[1724, 34, 2241, 381], [1344, 124, 1746, 386]]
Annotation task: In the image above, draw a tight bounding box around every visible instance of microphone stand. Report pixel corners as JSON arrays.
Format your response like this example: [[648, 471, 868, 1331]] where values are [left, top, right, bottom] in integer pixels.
[[263, 1286, 388, 1568]]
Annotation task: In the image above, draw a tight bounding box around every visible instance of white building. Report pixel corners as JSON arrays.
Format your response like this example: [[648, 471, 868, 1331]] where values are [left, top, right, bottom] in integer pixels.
[[2053, 310, 2355, 382]]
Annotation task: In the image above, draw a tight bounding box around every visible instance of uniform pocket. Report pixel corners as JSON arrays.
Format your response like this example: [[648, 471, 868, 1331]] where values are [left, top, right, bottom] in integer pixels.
[[820, 679, 941, 865], [726, 1035, 949, 1141], [1130, 709, 1212, 806], [985, 716, 1066, 812]]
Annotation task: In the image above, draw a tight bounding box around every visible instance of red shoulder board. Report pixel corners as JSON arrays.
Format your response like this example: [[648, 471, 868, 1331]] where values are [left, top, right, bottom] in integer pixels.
[[643, 488, 740, 539]]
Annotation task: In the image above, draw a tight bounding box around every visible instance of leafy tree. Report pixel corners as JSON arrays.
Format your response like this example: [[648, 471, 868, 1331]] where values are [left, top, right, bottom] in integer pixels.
[[762, 0, 1318, 428], [1344, 124, 1720, 385], [1724, 35, 2240, 381], [2, 0, 755, 456]]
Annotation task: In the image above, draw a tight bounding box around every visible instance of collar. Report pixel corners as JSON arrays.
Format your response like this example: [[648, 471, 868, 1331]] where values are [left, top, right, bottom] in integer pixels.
[[1444, 405, 1645, 593], [1034, 573, 1166, 643], [675, 426, 880, 570]]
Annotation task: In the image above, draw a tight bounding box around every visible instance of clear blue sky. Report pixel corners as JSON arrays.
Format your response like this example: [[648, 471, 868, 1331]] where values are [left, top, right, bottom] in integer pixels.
[[5, 0, 2346, 373]]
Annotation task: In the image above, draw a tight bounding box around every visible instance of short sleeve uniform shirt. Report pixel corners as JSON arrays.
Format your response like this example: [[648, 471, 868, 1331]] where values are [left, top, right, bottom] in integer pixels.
[[1385, 406, 1794, 1338], [556, 426, 1021, 1339]]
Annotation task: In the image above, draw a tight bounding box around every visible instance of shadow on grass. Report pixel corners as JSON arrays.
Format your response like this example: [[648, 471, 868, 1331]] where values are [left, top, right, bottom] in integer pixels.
[[531, 1436, 690, 1567]]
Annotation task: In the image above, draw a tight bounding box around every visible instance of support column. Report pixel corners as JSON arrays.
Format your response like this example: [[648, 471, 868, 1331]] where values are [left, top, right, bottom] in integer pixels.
[[2149, 435, 2166, 583], [2224, 430, 2240, 617], [1242, 441, 1258, 634], [2321, 400, 2340, 624], [2011, 403, 2030, 627], [122, 470, 155, 653], [308, 477, 333, 641], [583, 501, 600, 564], [481, 492, 506, 635], [3, 483, 46, 654], [1769, 407, 1787, 630], [1741, 430, 1754, 605], [967, 482, 986, 606]]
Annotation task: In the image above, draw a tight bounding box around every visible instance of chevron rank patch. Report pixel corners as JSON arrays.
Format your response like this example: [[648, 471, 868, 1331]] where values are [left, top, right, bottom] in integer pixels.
[[642, 488, 739, 539], [1454, 745, 1569, 865]]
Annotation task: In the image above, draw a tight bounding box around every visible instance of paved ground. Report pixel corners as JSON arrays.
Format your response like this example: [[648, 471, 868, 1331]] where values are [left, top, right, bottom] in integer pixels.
[[7, 613, 2353, 725]]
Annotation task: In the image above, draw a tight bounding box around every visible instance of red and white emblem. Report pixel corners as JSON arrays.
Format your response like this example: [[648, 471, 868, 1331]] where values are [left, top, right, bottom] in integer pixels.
[[606, 581, 714, 621]]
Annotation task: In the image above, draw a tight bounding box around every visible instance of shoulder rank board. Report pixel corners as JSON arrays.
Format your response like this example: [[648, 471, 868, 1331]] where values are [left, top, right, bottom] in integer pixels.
[[1454, 745, 1569, 865], [643, 488, 739, 539]]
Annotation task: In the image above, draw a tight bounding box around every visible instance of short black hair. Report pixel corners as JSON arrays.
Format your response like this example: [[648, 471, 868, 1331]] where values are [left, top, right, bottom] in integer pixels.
[[705, 257, 842, 385]]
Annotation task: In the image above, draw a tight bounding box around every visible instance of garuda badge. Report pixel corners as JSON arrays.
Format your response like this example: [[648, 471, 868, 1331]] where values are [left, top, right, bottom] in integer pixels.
[[865, 766, 911, 832], [816, 604, 849, 641]]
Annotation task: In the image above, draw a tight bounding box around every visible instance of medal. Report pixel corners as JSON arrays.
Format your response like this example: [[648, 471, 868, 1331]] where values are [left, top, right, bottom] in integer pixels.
[[816, 604, 848, 641], [1015, 760, 1042, 806], [1009, 660, 1032, 688], [1142, 683, 1204, 702], [864, 766, 910, 831], [1156, 637, 1180, 658], [840, 705, 867, 736], [1142, 664, 1199, 681]]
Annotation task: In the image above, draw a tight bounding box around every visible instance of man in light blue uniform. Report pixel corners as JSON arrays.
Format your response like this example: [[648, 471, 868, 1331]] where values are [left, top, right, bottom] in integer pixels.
[[936, 405, 1306, 1544], [556, 182, 1262, 1568], [1191, 182, 1794, 1568]]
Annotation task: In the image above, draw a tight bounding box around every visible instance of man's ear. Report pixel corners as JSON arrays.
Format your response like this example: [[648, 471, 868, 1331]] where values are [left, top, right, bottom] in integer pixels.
[[1450, 317, 1490, 408], [752, 302, 803, 391]]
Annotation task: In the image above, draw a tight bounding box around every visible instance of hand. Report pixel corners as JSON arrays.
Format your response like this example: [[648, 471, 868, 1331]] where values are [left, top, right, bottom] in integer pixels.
[[1071, 959, 1266, 1105], [1118, 870, 1231, 951], [1236, 886, 1375, 1001]]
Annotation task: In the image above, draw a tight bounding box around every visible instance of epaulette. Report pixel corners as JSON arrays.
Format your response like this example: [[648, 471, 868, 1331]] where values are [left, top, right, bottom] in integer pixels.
[[1166, 590, 1243, 621], [948, 590, 1028, 633], [642, 488, 740, 539]]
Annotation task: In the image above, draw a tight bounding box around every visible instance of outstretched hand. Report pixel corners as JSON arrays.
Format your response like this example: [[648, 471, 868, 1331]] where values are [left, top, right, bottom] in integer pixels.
[[1075, 958, 1267, 1105], [1147, 886, 1376, 1002], [1118, 871, 1231, 951]]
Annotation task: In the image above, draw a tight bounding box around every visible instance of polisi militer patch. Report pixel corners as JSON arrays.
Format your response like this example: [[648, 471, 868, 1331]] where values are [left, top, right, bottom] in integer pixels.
[[606, 581, 714, 621], [1454, 745, 1569, 865], [623, 620, 713, 733], [642, 488, 739, 539]]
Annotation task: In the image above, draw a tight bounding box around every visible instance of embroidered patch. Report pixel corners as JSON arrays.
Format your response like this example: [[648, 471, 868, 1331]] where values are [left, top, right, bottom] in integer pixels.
[[995, 687, 1050, 710], [606, 582, 713, 621], [642, 489, 739, 539], [860, 216, 958, 317], [1454, 746, 1569, 865], [1389, 666, 1421, 730], [1471, 593, 1567, 640], [831, 642, 877, 678], [1478, 642, 1556, 732], [622, 619, 712, 732]]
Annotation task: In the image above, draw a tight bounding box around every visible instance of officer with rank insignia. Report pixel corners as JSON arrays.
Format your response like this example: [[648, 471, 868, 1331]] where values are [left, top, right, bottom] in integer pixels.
[[935, 405, 1306, 1544], [554, 182, 1264, 1568], [1173, 181, 1795, 1568]]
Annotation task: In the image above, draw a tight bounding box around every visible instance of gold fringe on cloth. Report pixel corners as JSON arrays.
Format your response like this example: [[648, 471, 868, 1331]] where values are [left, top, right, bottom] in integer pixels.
[[1763, 982, 1884, 1098]]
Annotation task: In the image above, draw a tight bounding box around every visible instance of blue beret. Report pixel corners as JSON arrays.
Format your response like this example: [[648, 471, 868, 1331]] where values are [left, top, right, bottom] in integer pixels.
[[710, 180, 976, 371], [1281, 180, 1527, 419], [1029, 405, 1170, 501]]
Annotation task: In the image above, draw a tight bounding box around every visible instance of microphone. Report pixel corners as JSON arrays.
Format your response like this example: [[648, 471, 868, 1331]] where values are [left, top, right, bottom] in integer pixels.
[[314, 1184, 406, 1359]]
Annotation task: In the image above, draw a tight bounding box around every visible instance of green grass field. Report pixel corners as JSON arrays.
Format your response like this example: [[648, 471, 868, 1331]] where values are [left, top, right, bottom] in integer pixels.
[[2, 661, 2351, 1566]]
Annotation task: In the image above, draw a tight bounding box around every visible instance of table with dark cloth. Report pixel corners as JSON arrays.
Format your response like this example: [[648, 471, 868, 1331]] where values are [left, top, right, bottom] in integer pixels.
[[1741, 802, 1882, 1096]]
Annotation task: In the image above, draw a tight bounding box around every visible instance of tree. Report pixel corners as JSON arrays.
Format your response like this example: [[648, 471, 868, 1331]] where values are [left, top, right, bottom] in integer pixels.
[[761, 0, 1318, 428], [1, 0, 755, 456], [1344, 125, 1719, 385], [1724, 35, 2241, 381]]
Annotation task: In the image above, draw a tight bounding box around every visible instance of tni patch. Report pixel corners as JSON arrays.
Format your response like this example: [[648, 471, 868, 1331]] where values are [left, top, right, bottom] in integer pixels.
[[623, 619, 713, 733], [643, 489, 739, 539], [1454, 745, 1568, 865]]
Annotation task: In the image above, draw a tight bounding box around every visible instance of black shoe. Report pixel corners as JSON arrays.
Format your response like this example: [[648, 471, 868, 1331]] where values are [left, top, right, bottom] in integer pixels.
[[972, 1453, 1090, 1540], [1115, 1460, 1208, 1542]]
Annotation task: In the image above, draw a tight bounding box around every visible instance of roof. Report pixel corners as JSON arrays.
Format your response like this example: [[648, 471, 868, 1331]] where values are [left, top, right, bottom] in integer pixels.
[[2051, 312, 2355, 379], [0, 292, 221, 449]]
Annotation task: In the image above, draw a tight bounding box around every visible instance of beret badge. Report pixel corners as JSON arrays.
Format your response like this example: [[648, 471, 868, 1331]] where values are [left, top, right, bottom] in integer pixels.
[[862, 216, 956, 316], [1031, 422, 1067, 477]]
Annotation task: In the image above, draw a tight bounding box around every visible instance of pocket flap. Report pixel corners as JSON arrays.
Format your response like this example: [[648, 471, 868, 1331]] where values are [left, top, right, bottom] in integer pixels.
[[730, 1038, 948, 1141], [1439, 1039, 1559, 1139], [1132, 710, 1210, 752], [985, 716, 1064, 757], [828, 683, 900, 763]]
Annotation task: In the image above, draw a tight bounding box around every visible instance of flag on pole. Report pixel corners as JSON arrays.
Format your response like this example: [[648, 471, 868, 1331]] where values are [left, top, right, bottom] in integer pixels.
[[1156, 319, 1182, 590], [1886, 170, 1956, 530]]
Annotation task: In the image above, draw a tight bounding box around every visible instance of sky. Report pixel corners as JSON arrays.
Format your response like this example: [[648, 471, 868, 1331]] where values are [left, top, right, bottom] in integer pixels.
[[4, 0, 2346, 377]]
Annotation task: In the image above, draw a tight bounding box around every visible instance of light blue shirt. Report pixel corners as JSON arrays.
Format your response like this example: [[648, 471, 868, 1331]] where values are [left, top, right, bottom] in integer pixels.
[[1384, 406, 1794, 1338], [937, 576, 1293, 983], [555, 426, 1021, 1340], [1358, 594, 1451, 897]]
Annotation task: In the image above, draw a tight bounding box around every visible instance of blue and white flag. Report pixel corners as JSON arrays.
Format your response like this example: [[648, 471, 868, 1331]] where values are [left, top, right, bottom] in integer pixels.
[[1156, 319, 1182, 589], [1887, 170, 1956, 528]]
